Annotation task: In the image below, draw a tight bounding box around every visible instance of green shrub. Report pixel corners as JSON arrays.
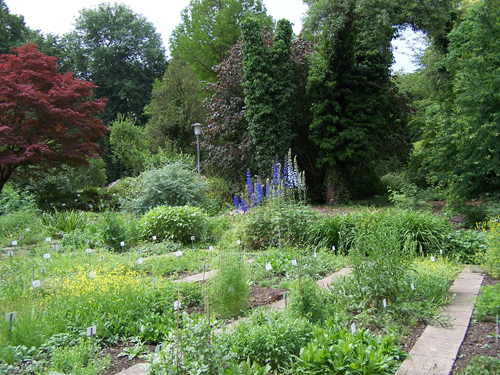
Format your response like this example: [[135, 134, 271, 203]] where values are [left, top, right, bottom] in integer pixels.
[[443, 229, 487, 264], [0, 185, 36, 216], [0, 210, 49, 246], [96, 212, 140, 252], [292, 321, 407, 374], [473, 283, 500, 321], [210, 250, 249, 318], [61, 229, 95, 250], [480, 218, 500, 278], [227, 309, 313, 370], [121, 162, 207, 214], [457, 204, 488, 229], [50, 338, 110, 375], [224, 359, 272, 375], [42, 209, 93, 234], [239, 200, 317, 249], [289, 278, 326, 323], [140, 205, 207, 244], [460, 356, 500, 375], [307, 215, 344, 251]]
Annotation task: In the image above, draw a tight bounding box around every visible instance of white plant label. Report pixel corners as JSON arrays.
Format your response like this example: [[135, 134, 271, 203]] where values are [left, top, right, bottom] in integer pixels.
[[237, 240, 241, 245], [137, 258, 143, 265], [25, 228, 30, 232], [19, 236, 24, 240], [11, 240, 17, 246], [209, 246, 213, 251], [351, 322, 356, 335], [152, 235, 157, 241], [51, 245, 57, 251], [120, 241, 125, 247], [291, 259, 297, 266], [175, 251, 182, 258], [191, 236, 195, 241], [77, 194, 80, 197], [7, 251, 13, 257], [4, 312, 16, 322], [86, 248, 92, 254], [431, 256, 436, 262], [86, 325, 96, 337], [89, 272, 95, 279], [88, 240, 92, 244], [383, 299, 387, 308], [41, 267, 46, 274], [411, 283, 415, 291], [45, 237, 51, 243], [173, 300, 181, 311], [265, 263, 272, 271], [43, 253, 50, 260], [440, 249, 443, 255], [332, 246, 336, 252], [32, 280, 40, 288], [313, 252, 317, 259]]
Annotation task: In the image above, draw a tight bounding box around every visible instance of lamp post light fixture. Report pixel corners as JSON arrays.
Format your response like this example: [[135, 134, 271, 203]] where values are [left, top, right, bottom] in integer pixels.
[[191, 123, 202, 176]]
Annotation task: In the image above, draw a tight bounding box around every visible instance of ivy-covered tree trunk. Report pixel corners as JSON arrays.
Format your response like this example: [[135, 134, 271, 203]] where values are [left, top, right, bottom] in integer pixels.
[[241, 18, 294, 174]]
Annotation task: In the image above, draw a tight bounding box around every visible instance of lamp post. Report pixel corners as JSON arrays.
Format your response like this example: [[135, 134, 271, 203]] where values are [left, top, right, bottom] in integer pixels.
[[191, 123, 202, 176]]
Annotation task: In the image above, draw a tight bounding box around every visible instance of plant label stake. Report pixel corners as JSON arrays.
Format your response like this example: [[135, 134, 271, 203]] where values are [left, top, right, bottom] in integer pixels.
[[45, 237, 51, 243], [120, 241, 125, 250], [86, 325, 96, 357], [266, 263, 272, 287], [138, 258, 143, 275], [89, 272, 95, 279], [87, 239, 92, 247], [6, 251, 13, 258], [411, 283, 415, 291], [41, 267, 46, 274], [440, 249, 443, 255], [43, 253, 50, 260], [191, 236, 195, 250], [332, 245, 336, 254], [175, 251, 183, 270], [11, 240, 17, 248], [32, 280, 40, 289], [19, 235, 24, 246], [351, 322, 356, 335], [431, 256, 436, 263], [202, 263, 207, 282], [152, 235, 157, 241], [291, 259, 297, 278], [52, 244, 58, 251], [313, 252, 317, 283], [100, 255, 104, 262], [209, 245, 213, 261], [5, 312, 17, 340], [383, 298, 387, 311]]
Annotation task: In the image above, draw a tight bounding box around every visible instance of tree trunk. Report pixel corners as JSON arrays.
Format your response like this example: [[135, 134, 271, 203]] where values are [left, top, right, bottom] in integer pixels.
[[326, 168, 338, 206]]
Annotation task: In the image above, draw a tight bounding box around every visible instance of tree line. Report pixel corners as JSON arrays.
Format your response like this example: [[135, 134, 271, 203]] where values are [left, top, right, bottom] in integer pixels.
[[1, 0, 498, 205]]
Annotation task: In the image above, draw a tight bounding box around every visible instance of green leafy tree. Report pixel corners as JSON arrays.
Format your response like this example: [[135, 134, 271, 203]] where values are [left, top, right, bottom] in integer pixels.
[[241, 18, 295, 174], [170, 0, 273, 82], [110, 114, 150, 174], [0, 0, 29, 54], [419, 0, 500, 201], [144, 55, 205, 154], [61, 3, 167, 125]]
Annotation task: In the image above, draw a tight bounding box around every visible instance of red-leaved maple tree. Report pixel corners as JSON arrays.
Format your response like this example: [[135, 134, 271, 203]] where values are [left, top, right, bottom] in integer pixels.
[[0, 43, 108, 193]]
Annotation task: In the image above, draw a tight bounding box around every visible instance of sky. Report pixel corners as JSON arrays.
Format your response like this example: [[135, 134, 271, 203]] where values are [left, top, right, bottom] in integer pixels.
[[7, 0, 420, 72]]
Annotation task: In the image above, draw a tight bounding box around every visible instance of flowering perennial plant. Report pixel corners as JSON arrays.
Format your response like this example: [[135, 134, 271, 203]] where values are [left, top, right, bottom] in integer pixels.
[[234, 150, 306, 212]]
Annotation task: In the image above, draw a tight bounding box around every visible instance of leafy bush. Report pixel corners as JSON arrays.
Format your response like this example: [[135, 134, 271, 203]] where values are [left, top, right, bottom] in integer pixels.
[[481, 218, 500, 278], [460, 356, 500, 375], [150, 314, 231, 375], [227, 309, 313, 370], [292, 321, 407, 374], [140, 205, 207, 244], [210, 250, 249, 318], [307, 215, 344, 251], [224, 358, 272, 375], [0, 185, 36, 216], [0, 210, 49, 246], [457, 204, 488, 229], [473, 283, 500, 321], [42, 210, 93, 234], [289, 278, 326, 323], [239, 199, 317, 249], [50, 338, 110, 375], [443, 229, 487, 264], [121, 161, 207, 214], [96, 212, 140, 252]]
